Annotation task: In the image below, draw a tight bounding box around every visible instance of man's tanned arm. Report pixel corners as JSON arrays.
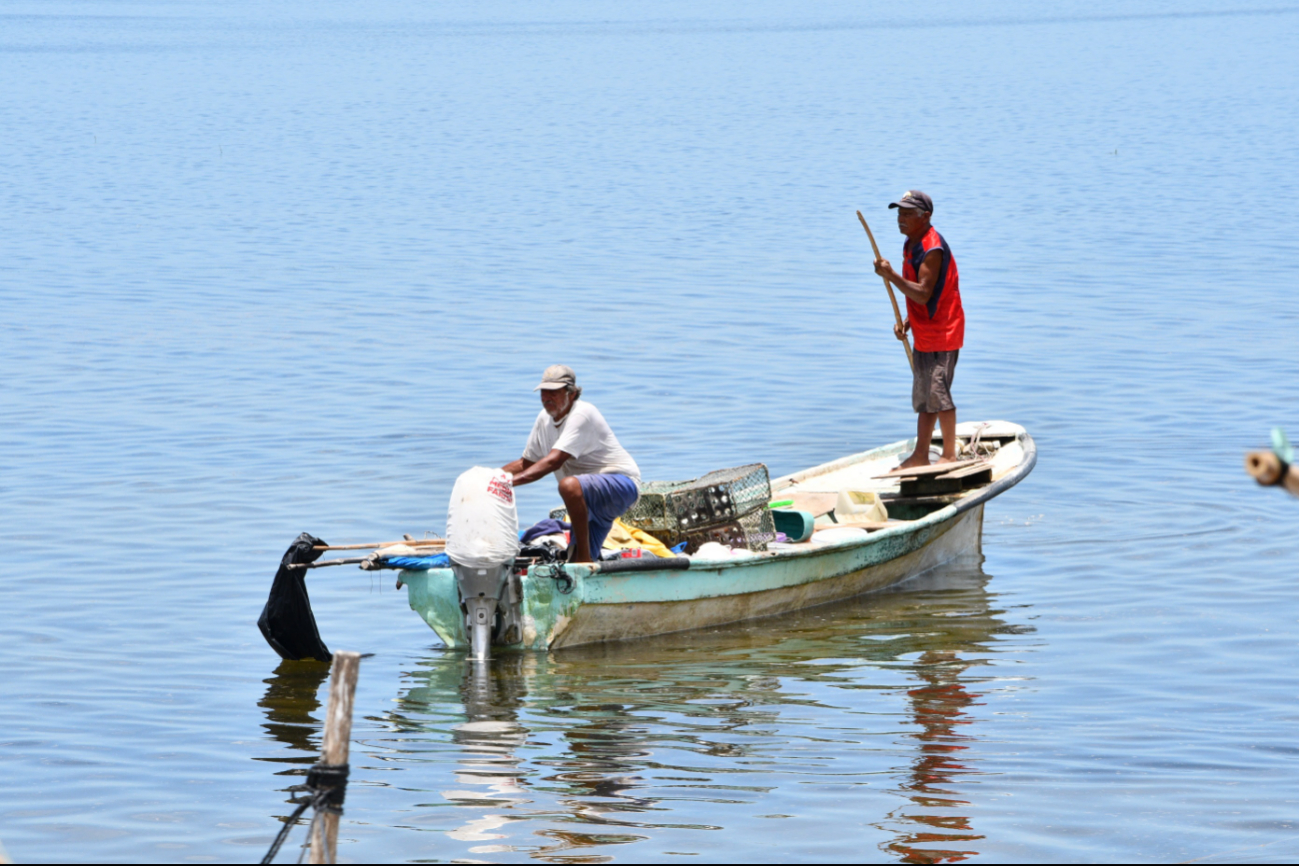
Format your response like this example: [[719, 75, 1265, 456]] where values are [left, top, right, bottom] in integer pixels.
[[504, 450, 572, 487], [874, 248, 942, 304]]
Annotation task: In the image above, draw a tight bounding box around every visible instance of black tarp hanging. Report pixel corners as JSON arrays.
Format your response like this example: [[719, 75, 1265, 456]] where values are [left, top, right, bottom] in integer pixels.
[[258, 533, 331, 662]]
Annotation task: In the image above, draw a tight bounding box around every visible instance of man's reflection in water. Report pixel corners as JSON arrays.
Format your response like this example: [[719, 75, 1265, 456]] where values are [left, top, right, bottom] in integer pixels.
[[873, 556, 1019, 864], [883, 650, 983, 864]]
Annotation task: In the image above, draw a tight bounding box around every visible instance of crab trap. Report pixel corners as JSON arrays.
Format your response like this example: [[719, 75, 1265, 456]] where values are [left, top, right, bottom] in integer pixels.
[[554, 463, 776, 552]]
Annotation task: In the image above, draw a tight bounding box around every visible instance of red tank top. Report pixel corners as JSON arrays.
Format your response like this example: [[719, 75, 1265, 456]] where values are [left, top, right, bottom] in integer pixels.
[[903, 227, 964, 352]]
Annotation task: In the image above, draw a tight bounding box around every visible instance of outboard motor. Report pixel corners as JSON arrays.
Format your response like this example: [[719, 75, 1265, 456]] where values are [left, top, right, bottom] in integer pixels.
[[445, 467, 523, 661], [451, 563, 525, 660]]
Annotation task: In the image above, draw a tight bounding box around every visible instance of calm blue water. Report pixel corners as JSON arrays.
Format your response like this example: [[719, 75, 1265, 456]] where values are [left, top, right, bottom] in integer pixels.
[[3, 1, 1299, 862]]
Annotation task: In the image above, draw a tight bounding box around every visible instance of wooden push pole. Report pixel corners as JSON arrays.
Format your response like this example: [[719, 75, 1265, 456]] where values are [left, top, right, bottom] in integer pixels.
[[310, 651, 360, 865], [857, 210, 915, 371]]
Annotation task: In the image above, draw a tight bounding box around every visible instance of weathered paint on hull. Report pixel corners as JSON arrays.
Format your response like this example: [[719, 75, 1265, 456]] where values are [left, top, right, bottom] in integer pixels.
[[552, 503, 983, 648]]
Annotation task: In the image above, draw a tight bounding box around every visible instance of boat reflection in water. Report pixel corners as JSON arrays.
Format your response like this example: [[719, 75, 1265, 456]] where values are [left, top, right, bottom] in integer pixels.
[[440, 655, 534, 850], [264, 554, 1032, 861]]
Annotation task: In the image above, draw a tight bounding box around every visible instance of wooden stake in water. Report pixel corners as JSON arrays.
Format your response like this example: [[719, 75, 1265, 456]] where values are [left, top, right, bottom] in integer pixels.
[[1245, 450, 1299, 497], [310, 651, 360, 865], [857, 210, 915, 372]]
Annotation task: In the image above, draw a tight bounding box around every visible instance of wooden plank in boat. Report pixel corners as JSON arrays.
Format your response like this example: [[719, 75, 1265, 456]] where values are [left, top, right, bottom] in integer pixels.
[[776, 491, 838, 517], [937, 462, 994, 480], [900, 475, 964, 496], [879, 492, 962, 505], [873, 459, 981, 479], [899, 464, 992, 496]]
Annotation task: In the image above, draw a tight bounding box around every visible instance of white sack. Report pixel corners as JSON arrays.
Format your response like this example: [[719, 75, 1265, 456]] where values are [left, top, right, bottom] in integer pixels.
[[809, 526, 869, 546], [445, 466, 520, 569], [689, 542, 757, 561]]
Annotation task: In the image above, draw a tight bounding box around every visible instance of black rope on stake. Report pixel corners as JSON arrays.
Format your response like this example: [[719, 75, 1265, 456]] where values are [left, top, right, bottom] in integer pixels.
[[260, 762, 350, 864]]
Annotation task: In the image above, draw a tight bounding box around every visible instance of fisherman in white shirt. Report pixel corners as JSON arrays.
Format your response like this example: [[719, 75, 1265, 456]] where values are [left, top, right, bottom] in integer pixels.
[[502, 365, 641, 563]]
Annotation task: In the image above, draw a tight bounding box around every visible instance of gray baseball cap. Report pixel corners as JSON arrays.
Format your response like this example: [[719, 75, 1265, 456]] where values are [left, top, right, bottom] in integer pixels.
[[888, 190, 934, 213], [533, 364, 577, 391]]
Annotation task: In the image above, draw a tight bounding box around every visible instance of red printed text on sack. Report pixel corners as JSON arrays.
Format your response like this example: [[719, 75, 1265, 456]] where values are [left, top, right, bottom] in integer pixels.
[[487, 478, 514, 504]]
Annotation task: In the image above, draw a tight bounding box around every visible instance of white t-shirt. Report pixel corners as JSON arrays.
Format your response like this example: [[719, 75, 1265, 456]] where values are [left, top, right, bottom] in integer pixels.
[[522, 401, 641, 483]]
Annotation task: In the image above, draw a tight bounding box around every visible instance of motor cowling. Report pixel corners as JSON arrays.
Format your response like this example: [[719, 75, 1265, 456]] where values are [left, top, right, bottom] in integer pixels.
[[445, 467, 522, 660]]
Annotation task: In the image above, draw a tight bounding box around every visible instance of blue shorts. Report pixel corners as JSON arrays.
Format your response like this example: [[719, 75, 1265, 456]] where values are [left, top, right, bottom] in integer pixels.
[[575, 473, 640, 555]]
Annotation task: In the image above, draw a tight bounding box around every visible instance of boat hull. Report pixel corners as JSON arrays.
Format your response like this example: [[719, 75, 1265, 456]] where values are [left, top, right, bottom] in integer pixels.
[[402, 423, 1034, 651], [403, 503, 984, 651], [550, 503, 982, 648]]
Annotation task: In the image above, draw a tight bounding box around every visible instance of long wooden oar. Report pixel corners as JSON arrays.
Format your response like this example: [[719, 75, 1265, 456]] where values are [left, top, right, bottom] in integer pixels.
[[856, 210, 914, 371]]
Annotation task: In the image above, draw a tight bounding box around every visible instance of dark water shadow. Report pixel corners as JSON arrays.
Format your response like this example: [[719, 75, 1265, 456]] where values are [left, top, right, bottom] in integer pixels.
[[256, 659, 331, 801], [254, 659, 333, 852], [379, 554, 1035, 862]]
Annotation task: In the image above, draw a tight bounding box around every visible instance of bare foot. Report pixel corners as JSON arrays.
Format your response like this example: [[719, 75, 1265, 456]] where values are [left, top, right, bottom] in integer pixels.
[[935, 454, 961, 464], [898, 453, 930, 469]]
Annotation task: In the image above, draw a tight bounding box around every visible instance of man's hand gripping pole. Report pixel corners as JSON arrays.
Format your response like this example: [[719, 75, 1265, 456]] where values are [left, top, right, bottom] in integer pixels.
[[857, 210, 915, 372]]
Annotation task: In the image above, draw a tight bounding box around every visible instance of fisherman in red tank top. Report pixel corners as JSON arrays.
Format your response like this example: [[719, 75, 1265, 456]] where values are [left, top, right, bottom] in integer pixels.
[[873, 190, 966, 469]]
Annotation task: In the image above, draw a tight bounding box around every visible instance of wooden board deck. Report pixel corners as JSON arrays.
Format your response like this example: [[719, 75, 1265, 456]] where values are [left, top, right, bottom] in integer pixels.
[[874, 459, 982, 479], [937, 463, 994, 480], [899, 464, 993, 497]]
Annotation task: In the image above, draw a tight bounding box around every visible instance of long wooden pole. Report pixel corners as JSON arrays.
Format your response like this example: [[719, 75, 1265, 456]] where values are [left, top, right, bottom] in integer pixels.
[[857, 210, 914, 371], [314, 539, 444, 551], [289, 558, 369, 571], [1245, 451, 1299, 497], [310, 651, 360, 865]]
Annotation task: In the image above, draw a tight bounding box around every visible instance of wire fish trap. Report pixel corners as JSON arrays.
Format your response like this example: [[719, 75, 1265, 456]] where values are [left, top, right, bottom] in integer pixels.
[[627, 463, 773, 550], [548, 464, 775, 551], [680, 507, 777, 554]]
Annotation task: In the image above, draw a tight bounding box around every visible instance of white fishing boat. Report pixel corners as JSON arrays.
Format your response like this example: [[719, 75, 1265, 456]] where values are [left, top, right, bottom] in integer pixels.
[[399, 420, 1036, 653]]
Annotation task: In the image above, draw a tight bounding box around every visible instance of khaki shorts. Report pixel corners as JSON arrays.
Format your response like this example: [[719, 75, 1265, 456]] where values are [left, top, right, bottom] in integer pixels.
[[912, 349, 959, 413]]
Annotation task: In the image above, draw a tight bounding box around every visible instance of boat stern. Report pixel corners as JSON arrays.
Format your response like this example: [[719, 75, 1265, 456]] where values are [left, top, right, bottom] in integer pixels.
[[402, 563, 592, 651]]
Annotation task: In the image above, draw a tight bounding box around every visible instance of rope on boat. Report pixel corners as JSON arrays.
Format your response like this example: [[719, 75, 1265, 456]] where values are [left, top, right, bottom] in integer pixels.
[[260, 762, 349, 864], [535, 563, 574, 594]]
